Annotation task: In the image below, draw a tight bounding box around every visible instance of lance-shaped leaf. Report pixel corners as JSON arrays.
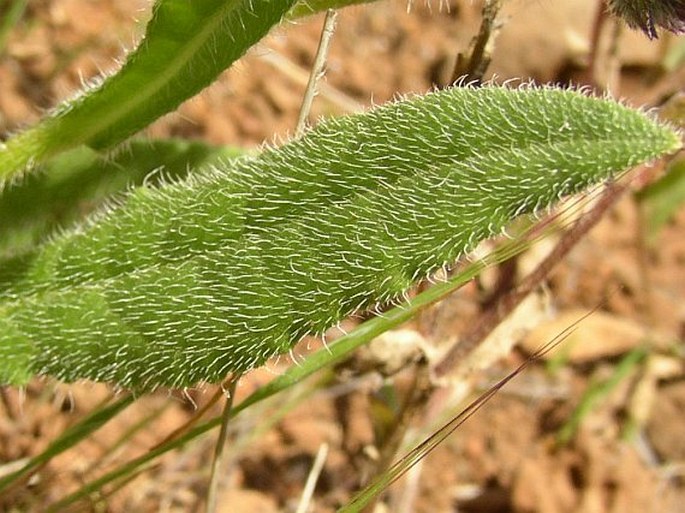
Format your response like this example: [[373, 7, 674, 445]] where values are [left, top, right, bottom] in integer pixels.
[[0, 0, 296, 181], [0, 86, 680, 389]]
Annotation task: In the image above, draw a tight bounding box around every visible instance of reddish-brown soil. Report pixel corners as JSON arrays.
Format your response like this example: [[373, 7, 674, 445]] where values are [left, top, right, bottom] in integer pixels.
[[0, 1, 683, 512]]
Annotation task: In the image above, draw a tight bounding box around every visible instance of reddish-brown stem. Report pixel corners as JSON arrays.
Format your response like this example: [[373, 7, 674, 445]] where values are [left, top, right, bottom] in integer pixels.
[[588, 1, 610, 78], [451, 0, 503, 86]]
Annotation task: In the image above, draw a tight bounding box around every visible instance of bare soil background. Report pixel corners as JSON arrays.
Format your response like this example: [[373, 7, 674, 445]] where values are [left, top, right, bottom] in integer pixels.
[[0, 1, 683, 512]]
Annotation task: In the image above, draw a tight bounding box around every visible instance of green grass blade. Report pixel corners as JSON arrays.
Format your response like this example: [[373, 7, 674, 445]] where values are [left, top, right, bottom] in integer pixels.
[[0, 87, 680, 389], [0, 0, 296, 181], [0, 0, 28, 56], [635, 157, 685, 244], [0, 393, 134, 493], [556, 347, 648, 445]]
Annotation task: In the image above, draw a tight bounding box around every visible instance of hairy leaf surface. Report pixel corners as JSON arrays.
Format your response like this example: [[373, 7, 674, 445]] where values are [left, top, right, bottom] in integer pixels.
[[0, 140, 243, 257], [0, 87, 680, 389]]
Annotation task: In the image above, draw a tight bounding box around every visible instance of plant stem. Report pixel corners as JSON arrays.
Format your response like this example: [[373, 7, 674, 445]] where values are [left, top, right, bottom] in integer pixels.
[[588, 0, 608, 75], [206, 374, 241, 513], [295, 443, 330, 513], [296, 9, 339, 136], [451, 0, 503, 85], [152, 386, 225, 451], [262, 51, 363, 113], [0, 386, 17, 420]]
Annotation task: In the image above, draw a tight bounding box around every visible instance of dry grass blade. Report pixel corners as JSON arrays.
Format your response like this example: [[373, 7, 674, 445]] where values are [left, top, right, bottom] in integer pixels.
[[339, 317, 588, 513]]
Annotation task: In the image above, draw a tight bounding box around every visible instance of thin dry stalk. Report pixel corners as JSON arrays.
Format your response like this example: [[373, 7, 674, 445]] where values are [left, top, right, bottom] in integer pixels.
[[588, 0, 610, 76], [588, 1, 623, 92], [295, 443, 330, 513], [296, 9, 339, 136], [392, 459, 423, 513], [262, 51, 363, 113], [0, 386, 17, 419], [151, 386, 226, 451], [205, 374, 241, 513], [451, 0, 503, 85]]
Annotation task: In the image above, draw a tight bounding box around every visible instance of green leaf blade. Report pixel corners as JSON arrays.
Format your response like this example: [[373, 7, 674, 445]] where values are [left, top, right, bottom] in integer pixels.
[[0, 86, 680, 389], [636, 157, 685, 243], [0, 0, 296, 181]]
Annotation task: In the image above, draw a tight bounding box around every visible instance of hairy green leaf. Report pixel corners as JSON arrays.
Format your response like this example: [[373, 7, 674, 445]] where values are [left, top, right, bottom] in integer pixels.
[[0, 0, 296, 181], [0, 140, 243, 257], [0, 86, 680, 389], [40, 247, 511, 509]]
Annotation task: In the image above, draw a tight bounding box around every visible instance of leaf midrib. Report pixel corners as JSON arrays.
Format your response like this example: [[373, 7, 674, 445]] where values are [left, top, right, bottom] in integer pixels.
[[65, 0, 244, 147]]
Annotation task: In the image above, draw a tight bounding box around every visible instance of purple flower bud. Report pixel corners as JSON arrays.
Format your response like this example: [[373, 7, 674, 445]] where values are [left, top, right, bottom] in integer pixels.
[[607, 0, 685, 38]]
